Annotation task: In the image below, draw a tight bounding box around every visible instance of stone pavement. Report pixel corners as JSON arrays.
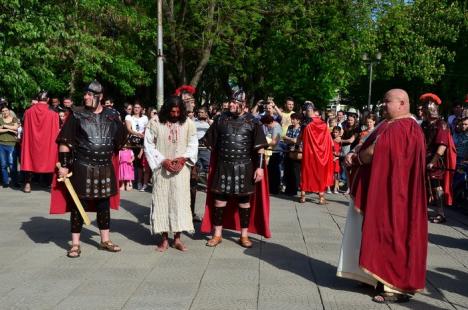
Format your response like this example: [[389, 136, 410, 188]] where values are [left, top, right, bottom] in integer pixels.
[[0, 186, 467, 310]]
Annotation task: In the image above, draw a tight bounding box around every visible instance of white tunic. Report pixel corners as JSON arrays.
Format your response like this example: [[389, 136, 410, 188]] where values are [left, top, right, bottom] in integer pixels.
[[144, 118, 198, 234]]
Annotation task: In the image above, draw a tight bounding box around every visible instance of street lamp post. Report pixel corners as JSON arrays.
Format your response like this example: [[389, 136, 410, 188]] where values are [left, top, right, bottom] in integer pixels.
[[362, 52, 382, 111], [156, 0, 164, 111]]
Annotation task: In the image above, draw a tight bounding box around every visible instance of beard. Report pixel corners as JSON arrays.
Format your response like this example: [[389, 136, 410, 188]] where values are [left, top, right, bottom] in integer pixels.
[[169, 116, 179, 123]]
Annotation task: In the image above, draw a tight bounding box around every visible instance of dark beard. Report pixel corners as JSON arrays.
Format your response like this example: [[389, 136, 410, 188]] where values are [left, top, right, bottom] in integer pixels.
[[169, 117, 179, 123]]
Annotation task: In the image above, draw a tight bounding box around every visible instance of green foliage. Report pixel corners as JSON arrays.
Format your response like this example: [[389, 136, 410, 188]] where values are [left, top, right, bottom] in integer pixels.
[[0, 0, 466, 110]]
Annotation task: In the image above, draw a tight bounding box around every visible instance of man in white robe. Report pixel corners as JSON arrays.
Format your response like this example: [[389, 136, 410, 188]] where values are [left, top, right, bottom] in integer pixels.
[[144, 96, 198, 252]]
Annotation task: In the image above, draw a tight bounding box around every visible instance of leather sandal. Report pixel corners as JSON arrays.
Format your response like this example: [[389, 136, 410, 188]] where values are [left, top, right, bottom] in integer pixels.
[[318, 196, 327, 205], [206, 236, 222, 247], [67, 244, 81, 258], [98, 240, 121, 252], [372, 292, 410, 304], [238, 236, 253, 248]]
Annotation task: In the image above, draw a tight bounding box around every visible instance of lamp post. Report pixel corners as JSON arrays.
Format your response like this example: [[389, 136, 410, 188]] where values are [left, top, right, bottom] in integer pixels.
[[362, 52, 382, 111], [156, 0, 164, 111]]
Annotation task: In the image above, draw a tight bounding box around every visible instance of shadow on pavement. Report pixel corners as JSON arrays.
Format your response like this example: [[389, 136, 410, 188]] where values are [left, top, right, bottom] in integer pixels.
[[429, 233, 468, 251], [428, 267, 468, 301], [20, 217, 99, 250]]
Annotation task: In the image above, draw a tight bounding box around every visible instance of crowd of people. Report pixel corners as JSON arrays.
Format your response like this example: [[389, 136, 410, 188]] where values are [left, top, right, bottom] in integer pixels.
[[0, 83, 467, 304]]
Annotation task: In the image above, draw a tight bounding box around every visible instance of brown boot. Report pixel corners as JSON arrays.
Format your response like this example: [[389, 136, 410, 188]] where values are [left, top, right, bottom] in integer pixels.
[[238, 236, 253, 248], [206, 236, 222, 247]]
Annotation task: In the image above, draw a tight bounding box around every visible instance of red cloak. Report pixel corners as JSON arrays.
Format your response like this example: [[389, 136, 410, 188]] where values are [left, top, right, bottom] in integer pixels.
[[352, 118, 427, 293], [49, 155, 120, 213], [21, 104, 60, 173], [443, 134, 457, 206], [200, 154, 271, 238], [300, 117, 334, 192]]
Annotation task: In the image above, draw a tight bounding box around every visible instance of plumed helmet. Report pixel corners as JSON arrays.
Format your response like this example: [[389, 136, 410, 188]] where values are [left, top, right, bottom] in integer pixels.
[[232, 90, 246, 102], [85, 80, 103, 94], [37, 90, 49, 101], [419, 93, 442, 105], [174, 85, 196, 96]]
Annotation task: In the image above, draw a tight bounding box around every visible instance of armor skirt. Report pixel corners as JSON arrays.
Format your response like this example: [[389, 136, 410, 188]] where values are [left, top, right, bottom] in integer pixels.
[[211, 159, 254, 195], [71, 160, 117, 199]]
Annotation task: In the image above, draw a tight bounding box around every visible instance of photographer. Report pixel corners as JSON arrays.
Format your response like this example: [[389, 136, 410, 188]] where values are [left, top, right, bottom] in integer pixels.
[[252, 96, 283, 123]]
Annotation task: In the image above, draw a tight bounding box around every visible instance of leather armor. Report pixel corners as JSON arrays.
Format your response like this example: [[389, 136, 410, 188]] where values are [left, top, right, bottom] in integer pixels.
[[57, 107, 126, 199], [205, 112, 267, 195]]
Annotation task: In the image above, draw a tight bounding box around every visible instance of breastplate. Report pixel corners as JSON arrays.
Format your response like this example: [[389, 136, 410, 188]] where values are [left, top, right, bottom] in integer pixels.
[[217, 114, 255, 163], [74, 110, 116, 165]]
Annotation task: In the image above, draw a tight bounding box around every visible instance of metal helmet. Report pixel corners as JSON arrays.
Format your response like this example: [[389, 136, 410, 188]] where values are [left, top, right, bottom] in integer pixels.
[[37, 90, 49, 102], [85, 80, 103, 94], [232, 90, 246, 103]]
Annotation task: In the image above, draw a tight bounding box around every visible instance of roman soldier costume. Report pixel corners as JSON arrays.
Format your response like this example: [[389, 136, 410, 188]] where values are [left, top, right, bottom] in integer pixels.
[[420, 93, 457, 223], [50, 80, 127, 257], [201, 90, 271, 243]]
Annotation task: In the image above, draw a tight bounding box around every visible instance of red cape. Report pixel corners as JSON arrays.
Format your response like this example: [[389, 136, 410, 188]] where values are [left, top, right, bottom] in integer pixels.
[[21, 104, 60, 173], [200, 154, 271, 238], [352, 118, 427, 292], [300, 117, 334, 192], [49, 155, 120, 213], [443, 134, 457, 206]]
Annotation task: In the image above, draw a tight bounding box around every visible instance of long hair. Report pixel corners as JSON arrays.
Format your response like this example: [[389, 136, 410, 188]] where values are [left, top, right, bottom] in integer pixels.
[[159, 96, 187, 124]]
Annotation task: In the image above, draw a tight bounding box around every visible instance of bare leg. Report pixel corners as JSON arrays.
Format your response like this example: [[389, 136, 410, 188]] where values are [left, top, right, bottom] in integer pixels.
[[318, 192, 326, 204], [157, 232, 169, 252], [173, 232, 188, 251], [67, 233, 81, 258], [99, 229, 121, 251]]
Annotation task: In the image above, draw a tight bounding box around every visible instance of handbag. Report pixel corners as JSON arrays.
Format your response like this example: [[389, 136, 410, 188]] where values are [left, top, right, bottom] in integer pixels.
[[129, 134, 144, 147]]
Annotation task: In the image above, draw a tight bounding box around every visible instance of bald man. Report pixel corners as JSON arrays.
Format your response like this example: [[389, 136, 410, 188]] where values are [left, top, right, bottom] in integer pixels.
[[337, 89, 428, 303]]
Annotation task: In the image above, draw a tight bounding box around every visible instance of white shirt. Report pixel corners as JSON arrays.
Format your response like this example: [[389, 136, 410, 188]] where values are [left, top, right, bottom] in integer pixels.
[[125, 114, 149, 133]]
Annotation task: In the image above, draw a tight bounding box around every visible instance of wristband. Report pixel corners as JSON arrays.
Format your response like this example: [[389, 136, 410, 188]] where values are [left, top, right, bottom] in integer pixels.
[[257, 153, 264, 169], [59, 152, 72, 169]]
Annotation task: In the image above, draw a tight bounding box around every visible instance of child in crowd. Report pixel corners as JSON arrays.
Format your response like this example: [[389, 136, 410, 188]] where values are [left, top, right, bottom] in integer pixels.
[[119, 146, 134, 191], [138, 148, 151, 192], [328, 126, 342, 194], [328, 117, 337, 132]]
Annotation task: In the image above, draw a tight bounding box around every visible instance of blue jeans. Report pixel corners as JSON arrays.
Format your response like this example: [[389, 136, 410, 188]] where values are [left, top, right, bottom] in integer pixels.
[[0, 144, 17, 185]]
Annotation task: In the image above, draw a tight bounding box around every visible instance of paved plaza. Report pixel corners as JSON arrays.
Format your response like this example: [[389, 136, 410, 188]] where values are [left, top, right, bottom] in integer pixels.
[[0, 186, 467, 310]]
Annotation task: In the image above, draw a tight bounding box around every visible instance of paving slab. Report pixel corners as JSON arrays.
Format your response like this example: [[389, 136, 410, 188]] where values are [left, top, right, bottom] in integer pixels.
[[0, 186, 467, 309]]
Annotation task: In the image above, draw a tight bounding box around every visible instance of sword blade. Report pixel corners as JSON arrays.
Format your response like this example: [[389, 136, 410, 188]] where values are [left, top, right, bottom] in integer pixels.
[[63, 178, 91, 225]]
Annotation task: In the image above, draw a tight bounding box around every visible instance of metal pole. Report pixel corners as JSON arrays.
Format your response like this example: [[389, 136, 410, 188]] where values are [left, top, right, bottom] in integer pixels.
[[367, 62, 373, 111], [156, 0, 164, 111]]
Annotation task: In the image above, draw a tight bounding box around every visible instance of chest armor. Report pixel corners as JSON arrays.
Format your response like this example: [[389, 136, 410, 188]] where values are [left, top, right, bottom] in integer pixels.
[[216, 114, 255, 163], [74, 109, 118, 165]]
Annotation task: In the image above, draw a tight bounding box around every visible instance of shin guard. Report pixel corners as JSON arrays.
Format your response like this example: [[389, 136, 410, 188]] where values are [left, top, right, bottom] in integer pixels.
[[238, 207, 251, 229], [212, 207, 225, 226]]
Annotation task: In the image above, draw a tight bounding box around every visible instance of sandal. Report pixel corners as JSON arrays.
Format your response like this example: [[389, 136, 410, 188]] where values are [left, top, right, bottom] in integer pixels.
[[318, 196, 327, 205], [299, 195, 306, 203], [67, 244, 81, 258], [429, 214, 446, 224], [98, 240, 121, 252], [372, 292, 410, 304]]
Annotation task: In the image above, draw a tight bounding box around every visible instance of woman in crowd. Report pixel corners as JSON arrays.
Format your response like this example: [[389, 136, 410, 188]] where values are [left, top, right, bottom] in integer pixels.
[[125, 101, 149, 190], [0, 106, 19, 187], [283, 113, 302, 196]]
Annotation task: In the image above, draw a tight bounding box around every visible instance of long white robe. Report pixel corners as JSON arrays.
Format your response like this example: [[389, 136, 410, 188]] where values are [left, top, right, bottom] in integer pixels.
[[144, 118, 198, 234], [336, 200, 377, 286]]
